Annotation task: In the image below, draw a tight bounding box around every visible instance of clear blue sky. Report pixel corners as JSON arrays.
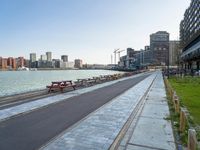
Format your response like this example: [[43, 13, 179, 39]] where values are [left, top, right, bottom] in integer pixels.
[[0, 0, 190, 64]]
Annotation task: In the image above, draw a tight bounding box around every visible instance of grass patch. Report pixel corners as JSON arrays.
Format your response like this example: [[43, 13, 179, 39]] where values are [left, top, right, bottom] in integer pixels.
[[168, 77, 200, 125], [168, 76, 200, 140]]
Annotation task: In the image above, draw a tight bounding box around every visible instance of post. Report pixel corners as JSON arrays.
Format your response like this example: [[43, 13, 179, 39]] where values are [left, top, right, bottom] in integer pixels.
[[174, 98, 180, 113], [179, 108, 187, 132], [188, 129, 198, 150]]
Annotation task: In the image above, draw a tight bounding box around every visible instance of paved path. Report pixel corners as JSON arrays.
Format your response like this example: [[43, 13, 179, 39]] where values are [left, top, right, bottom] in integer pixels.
[[118, 72, 176, 150], [0, 73, 151, 150], [40, 73, 157, 150]]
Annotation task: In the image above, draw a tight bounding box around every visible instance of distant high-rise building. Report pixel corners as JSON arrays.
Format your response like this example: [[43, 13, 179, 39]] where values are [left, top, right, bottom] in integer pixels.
[[74, 59, 83, 68], [61, 55, 68, 62], [40, 55, 47, 61], [52, 59, 61, 68], [150, 31, 169, 66], [30, 53, 37, 68], [180, 0, 200, 70], [169, 41, 181, 66], [30, 53, 36, 63], [46, 52, 52, 61], [17, 57, 24, 67], [126, 48, 138, 69]]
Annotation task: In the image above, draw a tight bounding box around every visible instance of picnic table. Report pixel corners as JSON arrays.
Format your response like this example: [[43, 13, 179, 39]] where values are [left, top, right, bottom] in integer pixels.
[[77, 78, 96, 86], [46, 80, 76, 93]]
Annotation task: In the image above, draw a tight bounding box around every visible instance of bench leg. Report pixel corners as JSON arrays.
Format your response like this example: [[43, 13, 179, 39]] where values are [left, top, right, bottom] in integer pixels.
[[48, 88, 51, 93]]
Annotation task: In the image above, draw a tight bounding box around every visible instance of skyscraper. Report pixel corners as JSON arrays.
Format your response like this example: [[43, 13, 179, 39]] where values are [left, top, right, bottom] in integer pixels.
[[169, 41, 180, 66], [46, 52, 52, 61], [74, 59, 83, 68], [150, 31, 169, 66], [30, 53, 36, 63], [61, 55, 68, 62], [41, 55, 47, 61]]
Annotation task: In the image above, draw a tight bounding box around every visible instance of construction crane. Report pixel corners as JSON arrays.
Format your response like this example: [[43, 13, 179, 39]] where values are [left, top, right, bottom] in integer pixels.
[[113, 49, 120, 65], [117, 49, 125, 61]]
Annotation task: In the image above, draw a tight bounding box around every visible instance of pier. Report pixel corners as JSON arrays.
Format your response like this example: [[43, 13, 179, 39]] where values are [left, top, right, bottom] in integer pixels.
[[0, 71, 175, 150]]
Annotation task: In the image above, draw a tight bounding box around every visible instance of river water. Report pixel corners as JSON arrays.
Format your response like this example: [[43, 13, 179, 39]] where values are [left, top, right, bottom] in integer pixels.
[[0, 70, 124, 97]]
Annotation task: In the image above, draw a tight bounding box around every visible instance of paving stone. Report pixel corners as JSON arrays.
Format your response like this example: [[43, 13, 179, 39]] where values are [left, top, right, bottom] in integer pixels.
[[141, 103, 169, 119], [41, 73, 157, 150], [129, 116, 175, 150]]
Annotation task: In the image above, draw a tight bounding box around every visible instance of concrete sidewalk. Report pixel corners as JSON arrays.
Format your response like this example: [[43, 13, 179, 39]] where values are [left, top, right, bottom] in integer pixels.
[[40, 73, 157, 150], [40, 71, 176, 150], [119, 72, 176, 150]]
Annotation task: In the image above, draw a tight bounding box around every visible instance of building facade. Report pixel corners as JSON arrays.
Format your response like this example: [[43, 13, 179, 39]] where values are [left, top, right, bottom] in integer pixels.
[[30, 53, 37, 68], [7, 57, 17, 70], [169, 41, 181, 66], [40, 55, 47, 61], [150, 31, 169, 66], [30, 53, 36, 63], [46, 52, 52, 61], [180, 0, 200, 70], [0, 57, 7, 70], [61, 55, 68, 62], [74, 59, 83, 68], [17, 57, 25, 67]]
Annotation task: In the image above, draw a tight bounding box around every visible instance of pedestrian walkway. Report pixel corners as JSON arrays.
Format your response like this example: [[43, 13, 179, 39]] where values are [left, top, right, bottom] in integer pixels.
[[118, 72, 176, 150], [40, 73, 157, 150], [0, 72, 149, 122]]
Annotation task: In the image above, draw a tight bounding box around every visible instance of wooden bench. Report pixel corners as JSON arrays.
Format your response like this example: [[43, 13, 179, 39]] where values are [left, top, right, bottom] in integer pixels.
[[46, 80, 76, 93]]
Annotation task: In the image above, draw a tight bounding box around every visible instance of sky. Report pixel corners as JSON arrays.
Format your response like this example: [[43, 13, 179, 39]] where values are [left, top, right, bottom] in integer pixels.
[[0, 0, 190, 64]]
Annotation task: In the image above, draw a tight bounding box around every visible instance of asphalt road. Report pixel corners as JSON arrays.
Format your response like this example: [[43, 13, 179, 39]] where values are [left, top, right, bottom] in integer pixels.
[[0, 74, 150, 150]]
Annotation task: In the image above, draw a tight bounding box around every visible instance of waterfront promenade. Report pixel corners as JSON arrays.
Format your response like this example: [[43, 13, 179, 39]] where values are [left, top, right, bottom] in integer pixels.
[[0, 71, 175, 150]]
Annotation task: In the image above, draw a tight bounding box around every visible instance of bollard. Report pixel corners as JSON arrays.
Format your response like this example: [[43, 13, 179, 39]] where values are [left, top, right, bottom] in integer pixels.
[[174, 98, 180, 113], [169, 87, 173, 100], [188, 129, 197, 150], [179, 108, 187, 132], [172, 92, 176, 103]]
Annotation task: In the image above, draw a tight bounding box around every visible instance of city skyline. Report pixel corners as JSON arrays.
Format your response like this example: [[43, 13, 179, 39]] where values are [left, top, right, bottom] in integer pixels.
[[0, 0, 190, 64]]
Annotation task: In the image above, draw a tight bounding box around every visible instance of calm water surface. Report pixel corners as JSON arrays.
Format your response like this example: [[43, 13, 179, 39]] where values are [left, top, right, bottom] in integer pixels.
[[0, 70, 123, 97]]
